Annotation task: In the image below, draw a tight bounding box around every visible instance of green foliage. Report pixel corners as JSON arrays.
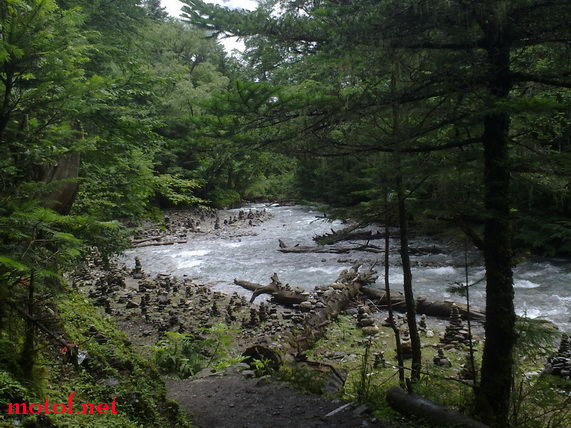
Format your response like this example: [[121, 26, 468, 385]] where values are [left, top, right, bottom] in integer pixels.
[[278, 364, 326, 395], [154, 332, 207, 378], [154, 324, 238, 378]]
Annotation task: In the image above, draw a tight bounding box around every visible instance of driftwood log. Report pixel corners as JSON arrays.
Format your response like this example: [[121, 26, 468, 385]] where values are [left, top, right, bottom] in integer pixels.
[[313, 224, 387, 245], [233, 273, 307, 306], [278, 239, 384, 254], [362, 287, 485, 321], [132, 240, 187, 248], [289, 264, 377, 354], [239, 264, 377, 366], [387, 386, 489, 428]]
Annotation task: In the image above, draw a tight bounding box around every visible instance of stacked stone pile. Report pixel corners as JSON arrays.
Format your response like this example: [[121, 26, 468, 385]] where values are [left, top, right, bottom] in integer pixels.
[[544, 334, 571, 380], [433, 346, 451, 367], [356, 306, 379, 336], [440, 305, 471, 348]]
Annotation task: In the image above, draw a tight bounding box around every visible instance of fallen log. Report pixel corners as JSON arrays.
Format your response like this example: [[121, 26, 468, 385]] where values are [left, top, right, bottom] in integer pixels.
[[362, 287, 485, 321], [233, 274, 307, 306], [132, 240, 187, 248], [278, 239, 384, 254], [387, 386, 489, 428], [313, 223, 362, 245], [132, 236, 163, 244], [289, 264, 377, 354], [314, 224, 387, 245], [240, 264, 377, 368]]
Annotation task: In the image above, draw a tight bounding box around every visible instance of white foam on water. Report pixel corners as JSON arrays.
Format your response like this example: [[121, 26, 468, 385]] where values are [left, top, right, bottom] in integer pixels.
[[177, 260, 203, 268], [300, 266, 344, 275], [514, 279, 541, 289], [427, 266, 456, 275], [516, 308, 542, 319], [175, 250, 210, 258], [221, 242, 243, 248]]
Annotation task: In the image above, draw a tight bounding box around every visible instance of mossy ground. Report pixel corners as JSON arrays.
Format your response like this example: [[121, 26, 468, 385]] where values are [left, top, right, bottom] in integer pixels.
[[303, 313, 570, 428], [0, 289, 193, 428]]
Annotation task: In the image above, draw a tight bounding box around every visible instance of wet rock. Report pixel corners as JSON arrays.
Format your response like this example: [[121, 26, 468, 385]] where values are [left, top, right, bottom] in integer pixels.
[[126, 300, 139, 309]]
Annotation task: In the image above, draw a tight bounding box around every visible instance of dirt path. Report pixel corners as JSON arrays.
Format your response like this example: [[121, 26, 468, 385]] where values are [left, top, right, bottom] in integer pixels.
[[165, 374, 387, 428]]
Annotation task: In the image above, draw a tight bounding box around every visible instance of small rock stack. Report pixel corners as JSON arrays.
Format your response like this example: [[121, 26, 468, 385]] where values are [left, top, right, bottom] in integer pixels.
[[440, 305, 471, 347], [373, 351, 386, 368], [399, 329, 413, 360], [131, 257, 145, 279], [433, 346, 451, 367], [357, 306, 379, 336], [418, 314, 427, 333], [458, 354, 477, 381], [544, 334, 571, 380]]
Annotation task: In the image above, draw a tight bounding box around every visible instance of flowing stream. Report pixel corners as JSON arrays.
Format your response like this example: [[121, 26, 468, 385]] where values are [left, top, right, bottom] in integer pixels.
[[125, 204, 571, 332]]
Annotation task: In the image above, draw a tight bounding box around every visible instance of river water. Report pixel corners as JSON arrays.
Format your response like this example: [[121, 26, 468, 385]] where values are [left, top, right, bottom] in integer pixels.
[[125, 204, 571, 332]]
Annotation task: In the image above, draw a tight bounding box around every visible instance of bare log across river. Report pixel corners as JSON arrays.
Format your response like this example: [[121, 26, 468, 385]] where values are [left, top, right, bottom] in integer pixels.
[[278, 239, 384, 254], [362, 287, 486, 321]]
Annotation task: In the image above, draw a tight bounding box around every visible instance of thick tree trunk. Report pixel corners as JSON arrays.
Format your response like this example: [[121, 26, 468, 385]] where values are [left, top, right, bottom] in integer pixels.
[[40, 151, 81, 215], [476, 37, 516, 427]]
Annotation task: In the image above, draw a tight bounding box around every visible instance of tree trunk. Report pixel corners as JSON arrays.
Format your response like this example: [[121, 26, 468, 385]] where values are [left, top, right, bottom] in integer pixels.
[[391, 58, 421, 383], [384, 190, 405, 387], [476, 34, 516, 427], [19, 271, 36, 380], [40, 151, 81, 215], [395, 152, 422, 382]]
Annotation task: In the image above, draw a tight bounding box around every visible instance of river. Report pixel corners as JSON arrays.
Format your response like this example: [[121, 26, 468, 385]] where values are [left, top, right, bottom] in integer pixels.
[[124, 204, 571, 332]]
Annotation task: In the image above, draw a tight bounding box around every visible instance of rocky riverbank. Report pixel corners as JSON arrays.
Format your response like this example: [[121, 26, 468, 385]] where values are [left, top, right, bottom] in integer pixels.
[[70, 206, 565, 427]]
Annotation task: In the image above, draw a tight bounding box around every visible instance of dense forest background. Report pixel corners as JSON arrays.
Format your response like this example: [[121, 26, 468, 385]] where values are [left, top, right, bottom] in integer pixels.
[[0, 0, 570, 427]]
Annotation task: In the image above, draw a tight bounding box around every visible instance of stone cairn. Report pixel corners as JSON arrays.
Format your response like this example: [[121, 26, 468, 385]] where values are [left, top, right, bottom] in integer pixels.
[[418, 314, 427, 333], [544, 334, 571, 380], [440, 305, 471, 347], [258, 302, 269, 322], [131, 257, 144, 279], [357, 306, 379, 336], [243, 308, 259, 328], [373, 351, 386, 369], [399, 329, 413, 360], [433, 346, 452, 367], [458, 354, 477, 381]]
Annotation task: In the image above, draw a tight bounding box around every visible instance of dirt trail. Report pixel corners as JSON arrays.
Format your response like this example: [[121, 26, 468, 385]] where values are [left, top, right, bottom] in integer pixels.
[[165, 374, 386, 428]]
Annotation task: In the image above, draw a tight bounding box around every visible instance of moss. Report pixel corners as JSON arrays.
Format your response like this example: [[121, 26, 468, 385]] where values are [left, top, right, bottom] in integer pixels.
[[0, 289, 194, 428]]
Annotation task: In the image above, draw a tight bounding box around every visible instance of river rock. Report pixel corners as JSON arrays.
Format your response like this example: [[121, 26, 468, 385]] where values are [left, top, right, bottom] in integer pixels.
[[362, 326, 380, 336]]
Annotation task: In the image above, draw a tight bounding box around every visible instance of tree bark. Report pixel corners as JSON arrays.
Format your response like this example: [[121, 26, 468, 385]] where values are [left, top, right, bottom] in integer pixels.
[[476, 31, 516, 427], [40, 151, 81, 215], [384, 190, 405, 387], [395, 147, 422, 382]]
